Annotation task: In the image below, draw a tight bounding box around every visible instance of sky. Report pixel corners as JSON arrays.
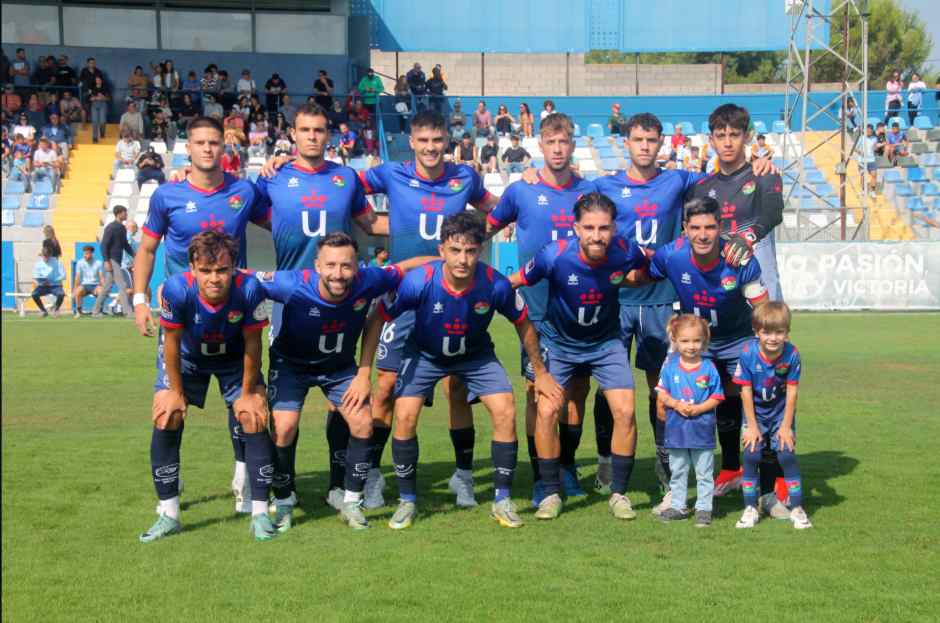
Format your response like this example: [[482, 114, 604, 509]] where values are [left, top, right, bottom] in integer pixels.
[[901, 0, 940, 74]]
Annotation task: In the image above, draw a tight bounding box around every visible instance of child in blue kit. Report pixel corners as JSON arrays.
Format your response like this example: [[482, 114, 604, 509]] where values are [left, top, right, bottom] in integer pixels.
[[656, 314, 725, 527], [733, 301, 812, 530]]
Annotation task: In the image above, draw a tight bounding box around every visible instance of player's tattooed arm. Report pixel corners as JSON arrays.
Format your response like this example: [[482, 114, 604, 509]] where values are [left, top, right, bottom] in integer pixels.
[[777, 384, 799, 452], [133, 234, 160, 337], [154, 327, 187, 425], [234, 328, 268, 431], [516, 318, 564, 406], [739, 385, 763, 451]]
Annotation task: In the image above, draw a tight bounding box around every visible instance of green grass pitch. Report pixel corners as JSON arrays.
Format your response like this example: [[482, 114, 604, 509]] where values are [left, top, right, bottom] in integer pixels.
[[3, 312, 939, 622]]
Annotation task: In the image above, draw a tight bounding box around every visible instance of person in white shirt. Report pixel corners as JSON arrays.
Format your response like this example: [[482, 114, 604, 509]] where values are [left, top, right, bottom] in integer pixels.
[[72, 245, 104, 317], [237, 69, 256, 98], [907, 73, 927, 125], [13, 113, 36, 145], [116, 130, 142, 168], [119, 102, 145, 139], [31, 138, 60, 190]]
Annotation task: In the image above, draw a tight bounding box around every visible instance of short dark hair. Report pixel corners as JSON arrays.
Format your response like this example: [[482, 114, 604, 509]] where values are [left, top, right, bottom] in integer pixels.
[[624, 113, 663, 138], [188, 230, 239, 266], [112, 205, 127, 217], [539, 112, 575, 139], [374, 246, 386, 256], [294, 103, 329, 124], [574, 192, 616, 221], [317, 231, 359, 252], [87, 57, 95, 62], [16, 47, 24, 53], [683, 197, 721, 223], [709, 103, 750, 133], [187, 116, 224, 136], [891, 122, 900, 129], [757, 133, 766, 140], [441, 211, 485, 245], [83, 245, 95, 252], [411, 110, 447, 133]]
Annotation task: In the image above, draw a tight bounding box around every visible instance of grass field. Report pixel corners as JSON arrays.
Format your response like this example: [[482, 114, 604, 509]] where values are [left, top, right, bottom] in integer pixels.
[[3, 312, 939, 622]]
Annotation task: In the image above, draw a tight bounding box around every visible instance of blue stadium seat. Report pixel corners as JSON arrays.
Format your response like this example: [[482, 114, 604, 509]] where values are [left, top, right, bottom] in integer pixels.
[[907, 167, 926, 183], [583, 171, 599, 180], [532, 159, 544, 169], [919, 153, 939, 166], [23, 211, 44, 227], [772, 120, 787, 134], [1, 210, 14, 226], [2, 195, 21, 210], [933, 168, 940, 181], [586, 124, 605, 139], [921, 183, 940, 197], [752, 121, 768, 134], [596, 147, 615, 159], [806, 170, 825, 184], [600, 157, 620, 171], [700, 121, 711, 134], [32, 179, 53, 195], [661, 122, 675, 136], [678, 122, 695, 136], [171, 154, 190, 168], [771, 158, 784, 170], [888, 116, 908, 130], [893, 183, 914, 197], [573, 124, 581, 137], [27, 194, 50, 210], [815, 183, 835, 197], [913, 116, 934, 130], [882, 169, 903, 184], [575, 136, 590, 148], [348, 157, 368, 170], [4, 180, 26, 194], [934, 198, 940, 212], [907, 197, 925, 212]]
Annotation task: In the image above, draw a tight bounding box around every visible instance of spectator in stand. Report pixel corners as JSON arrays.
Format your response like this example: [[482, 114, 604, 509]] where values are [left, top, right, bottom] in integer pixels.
[[119, 101, 145, 139], [43, 225, 62, 259], [121, 222, 143, 309], [13, 113, 36, 146], [41, 113, 71, 160], [494, 104, 515, 136], [479, 134, 499, 173], [72, 245, 104, 318], [394, 75, 411, 134], [358, 67, 384, 117], [884, 70, 903, 123], [688, 146, 703, 173], [406, 63, 428, 111], [233, 95, 251, 121], [79, 56, 103, 103], [518, 103, 534, 138], [222, 134, 242, 176], [371, 246, 390, 267], [54, 55, 77, 92], [539, 100, 556, 125], [362, 123, 378, 158], [907, 73, 926, 125], [327, 99, 348, 131], [32, 55, 57, 87], [279, 94, 297, 126], [449, 99, 467, 140], [1, 127, 10, 176], [338, 121, 358, 163], [315, 69, 334, 110], [32, 239, 66, 318], [2, 84, 22, 116], [247, 112, 268, 158], [9, 142, 31, 188], [426, 66, 447, 115], [25, 93, 45, 129], [751, 134, 774, 161], [500, 134, 530, 173], [273, 131, 293, 157], [272, 111, 289, 138], [860, 124, 878, 198], [223, 106, 245, 131], [608, 103, 626, 135], [151, 60, 180, 94], [177, 93, 200, 131], [32, 137, 60, 190], [840, 97, 860, 134], [472, 100, 493, 139], [88, 75, 110, 143], [884, 121, 910, 164], [674, 136, 693, 170], [200, 67, 219, 99], [135, 148, 164, 187], [93, 205, 134, 318], [264, 73, 287, 113], [10, 48, 30, 88], [182, 70, 201, 108], [349, 99, 371, 132], [203, 94, 224, 120], [873, 122, 887, 157], [148, 109, 169, 143], [217, 70, 234, 109], [453, 132, 478, 171], [325, 144, 343, 165], [116, 130, 141, 168], [236, 69, 256, 99], [11, 131, 31, 159], [671, 123, 686, 154], [59, 91, 83, 127], [128, 66, 150, 104]]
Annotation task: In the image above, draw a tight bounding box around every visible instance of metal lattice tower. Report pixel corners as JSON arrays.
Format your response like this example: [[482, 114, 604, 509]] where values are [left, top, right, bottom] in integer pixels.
[[782, 0, 870, 241]]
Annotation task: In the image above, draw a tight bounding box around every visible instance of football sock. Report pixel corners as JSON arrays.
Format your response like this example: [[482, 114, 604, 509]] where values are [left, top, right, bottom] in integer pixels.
[[759, 447, 784, 499], [370, 425, 391, 469], [150, 426, 183, 500], [593, 393, 613, 458], [527, 435, 540, 482], [344, 489, 364, 503], [491, 440, 518, 502], [159, 497, 181, 520], [344, 435, 371, 494], [777, 449, 803, 508], [287, 427, 299, 492], [242, 431, 275, 503], [326, 411, 350, 490], [610, 453, 635, 495], [250, 500, 268, 516], [227, 407, 246, 463], [742, 443, 762, 508], [716, 396, 743, 470], [449, 427, 475, 471], [392, 437, 419, 503], [272, 442, 295, 501], [559, 423, 582, 468], [539, 458, 562, 497]]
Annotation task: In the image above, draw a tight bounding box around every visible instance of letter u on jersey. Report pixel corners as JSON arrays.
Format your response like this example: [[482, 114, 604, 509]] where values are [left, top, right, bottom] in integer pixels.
[[693, 307, 719, 327], [318, 333, 345, 354], [577, 306, 601, 326], [419, 213, 443, 241], [635, 220, 658, 246], [200, 342, 228, 356], [302, 210, 327, 237], [441, 336, 467, 357]]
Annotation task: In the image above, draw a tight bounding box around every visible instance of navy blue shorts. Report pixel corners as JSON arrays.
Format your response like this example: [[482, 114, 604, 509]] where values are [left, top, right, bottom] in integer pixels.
[[153, 345, 253, 409], [395, 348, 513, 402], [619, 303, 675, 372], [705, 336, 749, 384], [375, 309, 414, 373], [544, 339, 634, 392], [267, 356, 356, 412]]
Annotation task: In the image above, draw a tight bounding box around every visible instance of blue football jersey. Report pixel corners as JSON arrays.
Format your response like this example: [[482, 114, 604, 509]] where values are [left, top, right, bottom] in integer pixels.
[[379, 261, 526, 361], [487, 173, 596, 322], [158, 270, 268, 364], [257, 265, 403, 369], [144, 175, 270, 276], [594, 168, 703, 305], [656, 354, 725, 449], [733, 338, 801, 421], [519, 236, 647, 355], [359, 161, 490, 263], [650, 237, 768, 345], [255, 161, 370, 270]]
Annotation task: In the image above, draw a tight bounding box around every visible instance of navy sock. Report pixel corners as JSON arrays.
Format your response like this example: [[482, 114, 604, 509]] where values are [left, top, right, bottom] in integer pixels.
[[150, 426, 183, 500], [759, 447, 783, 496], [539, 458, 561, 496], [392, 437, 419, 502], [326, 411, 349, 490], [716, 396, 743, 470], [742, 444, 762, 507], [593, 393, 613, 458], [491, 440, 518, 501], [527, 435, 540, 482], [344, 435, 371, 493], [610, 453, 635, 495], [777, 448, 803, 507], [227, 407, 245, 462], [559, 423, 582, 468], [243, 431, 275, 502], [272, 439, 296, 500], [370, 425, 391, 469], [449, 427, 475, 471]]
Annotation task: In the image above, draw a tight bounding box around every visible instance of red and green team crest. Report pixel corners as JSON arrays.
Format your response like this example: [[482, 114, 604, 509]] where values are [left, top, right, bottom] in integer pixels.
[[695, 374, 710, 389], [227, 310, 243, 324], [775, 363, 790, 376], [332, 175, 345, 188], [448, 179, 464, 192], [721, 275, 737, 291], [353, 298, 367, 311], [473, 301, 490, 315], [741, 180, 756, 195], [609, 271, 624, 285], [228, 195, 244, 210]]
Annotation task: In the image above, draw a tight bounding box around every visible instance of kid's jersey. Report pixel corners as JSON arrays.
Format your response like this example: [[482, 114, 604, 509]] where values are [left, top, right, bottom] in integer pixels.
[[733, 338, 802, 421], [656, 354, 724, 449]]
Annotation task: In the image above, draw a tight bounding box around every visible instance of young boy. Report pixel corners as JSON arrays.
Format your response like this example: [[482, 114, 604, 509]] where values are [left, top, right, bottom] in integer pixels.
[[732, 301, 812, 530]]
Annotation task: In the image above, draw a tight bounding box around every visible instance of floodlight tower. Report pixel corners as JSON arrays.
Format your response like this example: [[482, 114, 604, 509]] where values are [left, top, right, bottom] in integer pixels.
[[783, 0, 870, 241]]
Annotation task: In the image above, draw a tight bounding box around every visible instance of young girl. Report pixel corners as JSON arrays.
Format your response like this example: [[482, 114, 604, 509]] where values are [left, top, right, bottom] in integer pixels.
[[733, 302, 812, 530], [656, 314, 725, 527]]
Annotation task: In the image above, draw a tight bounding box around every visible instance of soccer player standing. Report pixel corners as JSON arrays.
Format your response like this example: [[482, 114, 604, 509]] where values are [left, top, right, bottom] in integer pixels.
[[140, 232, 275, 542], [359, 110, 499, 508]]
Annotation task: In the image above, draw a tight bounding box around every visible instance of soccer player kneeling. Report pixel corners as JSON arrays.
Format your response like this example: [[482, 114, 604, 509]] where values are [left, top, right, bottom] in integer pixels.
[[733, 302, 811, 530], [140, 232, 275, 543], [374, 212, 561, 530]]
